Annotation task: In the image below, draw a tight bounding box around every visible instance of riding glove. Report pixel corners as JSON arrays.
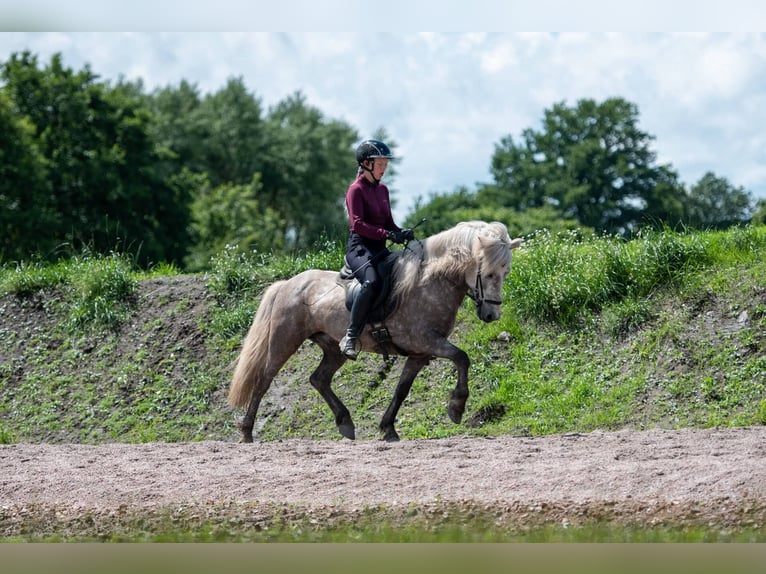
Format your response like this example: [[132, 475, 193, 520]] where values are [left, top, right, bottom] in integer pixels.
[[386, 229, 414, 244]]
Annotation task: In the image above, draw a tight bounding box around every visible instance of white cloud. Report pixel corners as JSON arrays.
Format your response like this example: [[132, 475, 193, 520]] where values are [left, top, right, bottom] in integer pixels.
[[480, 40, 517, 74]]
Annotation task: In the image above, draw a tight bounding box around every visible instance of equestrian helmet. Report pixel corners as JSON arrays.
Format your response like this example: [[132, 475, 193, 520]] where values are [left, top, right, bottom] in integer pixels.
[[356, 139, 394, 165]]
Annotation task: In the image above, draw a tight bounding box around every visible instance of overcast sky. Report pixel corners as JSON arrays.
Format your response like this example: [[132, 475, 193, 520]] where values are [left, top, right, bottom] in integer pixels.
[[2, 5, 766, 221]]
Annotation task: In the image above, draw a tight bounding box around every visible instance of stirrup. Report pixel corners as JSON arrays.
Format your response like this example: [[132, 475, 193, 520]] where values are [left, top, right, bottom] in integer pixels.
[[340, 334, 359, 360]]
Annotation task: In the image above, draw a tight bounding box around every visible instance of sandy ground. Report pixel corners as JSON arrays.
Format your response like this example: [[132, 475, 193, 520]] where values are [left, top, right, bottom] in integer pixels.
[[2, 426, 766, 535]]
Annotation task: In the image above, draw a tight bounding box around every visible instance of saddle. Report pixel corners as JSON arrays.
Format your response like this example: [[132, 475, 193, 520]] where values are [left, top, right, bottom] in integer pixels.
[[338, 251, 400, 345]]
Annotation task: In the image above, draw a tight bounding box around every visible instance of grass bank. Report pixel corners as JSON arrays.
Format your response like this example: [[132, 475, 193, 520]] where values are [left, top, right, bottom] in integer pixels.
[[1, 226, 765, 444]]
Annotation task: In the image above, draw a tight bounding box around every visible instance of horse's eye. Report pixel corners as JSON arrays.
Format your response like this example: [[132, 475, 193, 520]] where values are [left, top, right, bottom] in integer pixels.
[[487, 273, 495, 279]]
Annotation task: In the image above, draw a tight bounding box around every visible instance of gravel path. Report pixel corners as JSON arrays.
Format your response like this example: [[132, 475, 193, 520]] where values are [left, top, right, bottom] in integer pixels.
[[2, 427, 765, 536]]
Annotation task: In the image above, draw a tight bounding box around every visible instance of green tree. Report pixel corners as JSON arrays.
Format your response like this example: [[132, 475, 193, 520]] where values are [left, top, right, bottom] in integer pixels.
[[0, 91, 56, 261], [1, 51, 191, 265], [261, 91, 359, 248], [184, 172, 285, 270], [405, 187, 584, 239], [146, 79, 206, 181], [196, 77, 266, 187], [480, 97, 686, 235], [149, 84, 361, 254], [753, 199, 766, 226], [684, 171, 754, 229]]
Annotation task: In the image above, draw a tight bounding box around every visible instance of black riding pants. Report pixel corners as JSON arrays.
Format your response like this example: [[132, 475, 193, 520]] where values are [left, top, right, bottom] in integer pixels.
[[345, 232, 389, 295]]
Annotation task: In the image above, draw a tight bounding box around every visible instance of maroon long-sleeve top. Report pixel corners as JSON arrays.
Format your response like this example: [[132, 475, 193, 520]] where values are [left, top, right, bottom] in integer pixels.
[[345, 174, 400, 245]]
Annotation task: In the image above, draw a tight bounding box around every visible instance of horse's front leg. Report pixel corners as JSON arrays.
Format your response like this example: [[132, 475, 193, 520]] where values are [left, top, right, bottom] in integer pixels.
[[310, 343, 354, 439], [441, 343, 471, 424], [379, 356, 430, 442]]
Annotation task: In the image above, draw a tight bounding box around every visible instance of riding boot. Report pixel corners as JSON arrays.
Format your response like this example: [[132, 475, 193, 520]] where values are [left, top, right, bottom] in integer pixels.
[[340, 281, 376, 360]]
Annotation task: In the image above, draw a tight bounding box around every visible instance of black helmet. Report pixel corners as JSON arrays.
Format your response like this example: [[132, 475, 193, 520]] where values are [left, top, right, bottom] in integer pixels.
[[356, 139, 394, 165]]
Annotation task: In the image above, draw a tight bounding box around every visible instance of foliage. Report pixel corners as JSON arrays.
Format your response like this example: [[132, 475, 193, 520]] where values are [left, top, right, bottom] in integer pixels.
[[405, 187, 586, 238], [65, 252, 138, 329], [0, 52, 366, 267], [461, 225, 766, 436], [3, 51, 761, 273], [1, 251, 137, 329], [0, 91, 55, 261], [149, 83, 361, 252], [1, 225, 765, 448], [684, 171, 754, 229], [507, 227, 712, 325], [184, 172, 286, 271], [753, 200, 766, 226], [205, 239, 345, 338], [479, 97, 687, 235], [1, 51, 192, 266]]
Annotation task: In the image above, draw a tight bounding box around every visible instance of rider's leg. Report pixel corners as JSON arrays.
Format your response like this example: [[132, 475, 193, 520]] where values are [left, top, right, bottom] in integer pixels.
[[340, 280, 376, 359]]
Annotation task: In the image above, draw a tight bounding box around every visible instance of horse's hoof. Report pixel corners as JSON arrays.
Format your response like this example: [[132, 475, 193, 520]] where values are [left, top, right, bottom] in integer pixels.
[[382, 431, 400, 442], [239, 434, 254, 443], [447, 404, 464, 424], [338, 423, 356, 440]]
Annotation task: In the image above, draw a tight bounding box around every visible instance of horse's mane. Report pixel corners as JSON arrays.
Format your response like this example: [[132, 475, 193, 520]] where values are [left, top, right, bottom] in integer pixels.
[[391, 221, 513, 301]]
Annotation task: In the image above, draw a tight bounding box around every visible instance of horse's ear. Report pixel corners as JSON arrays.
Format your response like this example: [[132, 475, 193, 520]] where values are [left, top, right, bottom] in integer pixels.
[[510, 238, 524, 250]]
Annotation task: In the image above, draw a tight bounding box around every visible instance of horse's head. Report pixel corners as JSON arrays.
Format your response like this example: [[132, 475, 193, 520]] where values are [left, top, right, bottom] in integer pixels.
[[467, 223, 523, 322]]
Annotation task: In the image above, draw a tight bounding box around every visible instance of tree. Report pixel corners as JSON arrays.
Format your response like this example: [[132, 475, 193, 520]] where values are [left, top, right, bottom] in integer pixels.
[[684, 172, 754, 229], [1, 51, 192, 265], [261, 91, 359, 248], [148, 84, 361, 253], [196, 77, 267, 187], [405, 187, 585, 239], [145, 79, 206, 181], [479, 97, 686, 235], [184, 172, 285, 270], [0, 91, 55, 261], [753, 199, 766, 226]]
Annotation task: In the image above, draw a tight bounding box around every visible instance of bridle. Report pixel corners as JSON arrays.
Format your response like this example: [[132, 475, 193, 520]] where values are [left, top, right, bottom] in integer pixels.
[[469, 265, 503, 309]]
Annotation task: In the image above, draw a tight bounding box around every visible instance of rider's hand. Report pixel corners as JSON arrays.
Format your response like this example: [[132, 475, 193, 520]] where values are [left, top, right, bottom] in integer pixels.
[[386, 230, 406, 244], [401, 228, 415, 241]]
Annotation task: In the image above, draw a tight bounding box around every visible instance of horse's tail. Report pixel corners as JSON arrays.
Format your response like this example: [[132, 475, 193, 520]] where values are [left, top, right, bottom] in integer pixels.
[[228, 280, 285, 408]]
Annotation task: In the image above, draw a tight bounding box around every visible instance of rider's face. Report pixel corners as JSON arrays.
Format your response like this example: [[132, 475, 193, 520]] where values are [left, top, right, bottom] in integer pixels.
[[367, 158, 388, 181]]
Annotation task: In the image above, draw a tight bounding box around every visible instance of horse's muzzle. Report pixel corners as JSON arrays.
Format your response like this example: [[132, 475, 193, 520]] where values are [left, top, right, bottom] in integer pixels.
[[477, 305, 501, 323]]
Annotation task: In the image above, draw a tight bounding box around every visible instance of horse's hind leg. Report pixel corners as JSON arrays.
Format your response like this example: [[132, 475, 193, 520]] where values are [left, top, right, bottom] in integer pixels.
[[310, 337, 354, 439], [239, 392, 264, 443], [379, 356, 430, 442]]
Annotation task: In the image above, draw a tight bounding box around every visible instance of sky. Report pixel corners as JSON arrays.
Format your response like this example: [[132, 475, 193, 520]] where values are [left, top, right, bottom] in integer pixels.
[[2, 3, 766, 222]]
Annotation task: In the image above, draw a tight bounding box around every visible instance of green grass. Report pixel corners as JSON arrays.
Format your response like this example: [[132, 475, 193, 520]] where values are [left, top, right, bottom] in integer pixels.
[[1, 251, 138, 330], [182, 224, 766, 443], [203, 225, 766, 441], [4, 502, 765, 542], [1, 225, 765, 444], [205, 240, 345, 339]]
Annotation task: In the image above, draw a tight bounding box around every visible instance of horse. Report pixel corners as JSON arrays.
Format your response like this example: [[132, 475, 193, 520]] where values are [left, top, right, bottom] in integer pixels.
[[228, 220, 524, 442]]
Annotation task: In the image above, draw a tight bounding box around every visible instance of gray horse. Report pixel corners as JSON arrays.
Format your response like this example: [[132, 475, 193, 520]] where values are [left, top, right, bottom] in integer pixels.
[[228, 220, 523, 442]]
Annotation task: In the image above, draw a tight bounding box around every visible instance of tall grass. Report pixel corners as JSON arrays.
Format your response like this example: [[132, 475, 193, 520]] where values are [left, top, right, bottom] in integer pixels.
[[507, 226, 766, 326], [1, 251, 137, 330]]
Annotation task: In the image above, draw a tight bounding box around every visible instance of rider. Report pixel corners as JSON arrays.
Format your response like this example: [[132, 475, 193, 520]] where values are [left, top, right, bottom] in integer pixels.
[[340, 139, 414, 360]]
